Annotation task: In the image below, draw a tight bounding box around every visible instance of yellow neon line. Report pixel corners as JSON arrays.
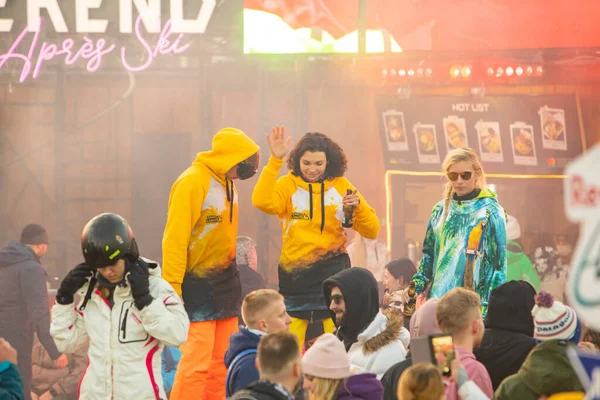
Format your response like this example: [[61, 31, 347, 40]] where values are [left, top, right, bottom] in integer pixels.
[[384, 169, 566, 252], [576, 90, 588, 152]]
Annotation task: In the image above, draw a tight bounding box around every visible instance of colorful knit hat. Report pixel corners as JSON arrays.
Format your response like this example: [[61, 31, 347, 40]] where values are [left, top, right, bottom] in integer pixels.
[[532, 291, 578, 341]]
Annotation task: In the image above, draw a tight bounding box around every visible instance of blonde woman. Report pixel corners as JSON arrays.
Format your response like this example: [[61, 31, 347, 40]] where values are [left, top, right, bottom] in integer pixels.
[[408, 148, 507, 315], [302, 333, 383, 400]]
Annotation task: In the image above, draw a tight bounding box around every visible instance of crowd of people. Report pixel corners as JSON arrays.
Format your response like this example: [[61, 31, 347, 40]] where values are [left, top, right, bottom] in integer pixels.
[[0, 126, 595, 400]]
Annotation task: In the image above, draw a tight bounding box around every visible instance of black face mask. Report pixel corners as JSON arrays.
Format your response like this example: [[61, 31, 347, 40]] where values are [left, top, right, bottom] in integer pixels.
[[236, 161, 258, 180]]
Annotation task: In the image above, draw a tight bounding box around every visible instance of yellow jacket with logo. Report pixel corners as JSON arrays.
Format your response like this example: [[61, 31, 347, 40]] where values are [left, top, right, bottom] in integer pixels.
[[162, 128, 259, 322], [252, 156, 380, 312]]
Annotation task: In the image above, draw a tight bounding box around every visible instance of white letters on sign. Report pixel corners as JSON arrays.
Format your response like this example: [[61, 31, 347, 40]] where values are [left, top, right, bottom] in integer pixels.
[[119, 0, 161, 34], [76, 0, 108, 33], [0, 0, 14, 32], [2, 0, 219, 34], [564, 143, 600, 331], [27, 0, 68, 32], [171, 0, 216, 34]]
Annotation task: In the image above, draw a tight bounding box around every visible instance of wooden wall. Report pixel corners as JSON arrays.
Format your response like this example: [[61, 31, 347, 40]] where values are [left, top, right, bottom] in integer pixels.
[[0, 69, 598, 283]]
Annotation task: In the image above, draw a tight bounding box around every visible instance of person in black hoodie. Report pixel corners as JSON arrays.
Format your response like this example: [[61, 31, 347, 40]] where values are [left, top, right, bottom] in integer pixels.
[[323, 268, 408, 378], [0, 224, 66, 400], [323, 267, 380, 350], [230, 332, 302, 400], [473, 280, 537, 390]]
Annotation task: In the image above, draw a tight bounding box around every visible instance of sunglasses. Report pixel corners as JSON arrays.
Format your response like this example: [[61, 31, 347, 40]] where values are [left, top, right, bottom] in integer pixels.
[[331, 294, 344, 305], [447, 171, 473, 181]]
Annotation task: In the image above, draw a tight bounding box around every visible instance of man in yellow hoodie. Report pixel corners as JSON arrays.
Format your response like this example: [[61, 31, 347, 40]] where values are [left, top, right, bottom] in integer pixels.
[[163, 128, 260, 400]]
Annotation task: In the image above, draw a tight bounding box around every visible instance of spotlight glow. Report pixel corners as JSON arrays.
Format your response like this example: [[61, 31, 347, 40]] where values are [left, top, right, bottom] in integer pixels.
[[450, 65, 461, 78], [461, 65, 472, 78], [536, 66, 544, 76]]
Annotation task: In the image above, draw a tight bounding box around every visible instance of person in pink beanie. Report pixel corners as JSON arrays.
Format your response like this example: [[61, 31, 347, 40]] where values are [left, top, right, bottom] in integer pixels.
[[302, 333, 383, 400]]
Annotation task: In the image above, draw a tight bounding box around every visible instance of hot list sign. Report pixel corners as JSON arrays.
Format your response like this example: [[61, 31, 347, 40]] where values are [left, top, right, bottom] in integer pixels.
[[0, 0, 221, 82]]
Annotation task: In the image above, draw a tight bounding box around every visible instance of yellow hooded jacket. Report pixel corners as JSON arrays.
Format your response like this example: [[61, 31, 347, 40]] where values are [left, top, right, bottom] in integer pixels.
[[252, 156, 380, 312], [162, 128, 259, 322]]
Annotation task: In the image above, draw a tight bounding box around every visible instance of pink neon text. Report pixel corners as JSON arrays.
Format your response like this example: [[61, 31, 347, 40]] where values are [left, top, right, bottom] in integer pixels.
[[0, 16, 191, 82]]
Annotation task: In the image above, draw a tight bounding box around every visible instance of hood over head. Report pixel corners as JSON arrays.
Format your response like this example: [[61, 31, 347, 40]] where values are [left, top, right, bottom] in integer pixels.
[[409, 298, 441, 339], [485, 280, 536, 336], [194, 127, 260, 181], [0, 240, 39, 268], [324, 267, 379, 346]]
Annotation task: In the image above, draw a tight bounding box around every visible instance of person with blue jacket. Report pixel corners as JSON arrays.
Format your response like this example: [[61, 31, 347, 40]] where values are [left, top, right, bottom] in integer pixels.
[[0, 338, 25, 400], [224, 290, 292, 397], [162, 346, 182, 397]]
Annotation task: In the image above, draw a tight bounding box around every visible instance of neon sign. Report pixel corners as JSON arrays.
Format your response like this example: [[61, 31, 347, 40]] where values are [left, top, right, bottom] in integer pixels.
[[0, 15, 190, 83]]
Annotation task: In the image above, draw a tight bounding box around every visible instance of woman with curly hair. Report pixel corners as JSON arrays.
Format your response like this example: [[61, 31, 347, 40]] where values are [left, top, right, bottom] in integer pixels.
[[252, 126, 380, 346]]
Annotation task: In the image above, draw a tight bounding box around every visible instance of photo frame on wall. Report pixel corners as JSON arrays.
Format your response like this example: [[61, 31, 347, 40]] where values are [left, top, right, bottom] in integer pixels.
[[510, 122, 538, 166], [383, 110, 409, 151]]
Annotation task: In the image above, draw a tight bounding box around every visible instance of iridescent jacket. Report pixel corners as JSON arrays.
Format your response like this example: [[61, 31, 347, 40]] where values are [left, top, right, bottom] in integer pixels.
[[413, 189, 507, 315]]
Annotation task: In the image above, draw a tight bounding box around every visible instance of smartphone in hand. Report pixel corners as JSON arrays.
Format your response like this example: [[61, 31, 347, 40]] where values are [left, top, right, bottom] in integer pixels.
[[411, 334, 455, 376]]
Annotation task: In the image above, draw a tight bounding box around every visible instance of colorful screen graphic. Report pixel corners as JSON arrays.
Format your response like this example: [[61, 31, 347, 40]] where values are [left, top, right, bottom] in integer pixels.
[[244, 0, 600, 54], [243, 0, 401, 54]]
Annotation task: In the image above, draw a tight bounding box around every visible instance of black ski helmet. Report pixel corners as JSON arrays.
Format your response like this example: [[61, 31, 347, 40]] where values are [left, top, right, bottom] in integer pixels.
[[81, 213, 139, 269]]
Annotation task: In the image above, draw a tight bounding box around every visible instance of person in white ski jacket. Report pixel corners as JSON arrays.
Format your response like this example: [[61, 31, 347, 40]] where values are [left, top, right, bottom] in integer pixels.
[[50, 213, 189, 400]]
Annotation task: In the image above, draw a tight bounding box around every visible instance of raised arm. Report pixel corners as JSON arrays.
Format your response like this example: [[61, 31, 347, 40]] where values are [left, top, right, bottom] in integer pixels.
[[51, 264, 94, 354], [128, 260, 190, 347], [252, 126, 292, 217], [137, 279, 190, 347]]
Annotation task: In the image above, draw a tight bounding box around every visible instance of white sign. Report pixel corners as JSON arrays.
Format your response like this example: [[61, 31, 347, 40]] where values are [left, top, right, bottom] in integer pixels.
[[0, 0, 216, 34], [564, 143, 600, 330]]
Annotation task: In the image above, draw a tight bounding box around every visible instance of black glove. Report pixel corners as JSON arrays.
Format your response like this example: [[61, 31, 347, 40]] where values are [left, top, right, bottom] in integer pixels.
[[56, 263, 93, 305], [128, 260, 153, 310]]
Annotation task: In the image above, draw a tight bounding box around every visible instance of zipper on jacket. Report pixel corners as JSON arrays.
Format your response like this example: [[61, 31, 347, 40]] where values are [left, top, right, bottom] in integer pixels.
[[121, 308, 129, 339]]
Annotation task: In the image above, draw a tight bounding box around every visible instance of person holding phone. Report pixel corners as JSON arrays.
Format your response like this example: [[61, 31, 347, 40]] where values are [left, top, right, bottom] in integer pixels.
[[406, 148, 507, 316], [252, 126, 380, 347], [50, 213, 189, 400], [436, 288, 493, 400]]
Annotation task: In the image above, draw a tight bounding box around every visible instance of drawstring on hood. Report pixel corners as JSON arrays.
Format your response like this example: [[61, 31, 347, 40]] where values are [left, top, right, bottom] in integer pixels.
[[308, 182, 326, 233], [226, 179, 235, 223]]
